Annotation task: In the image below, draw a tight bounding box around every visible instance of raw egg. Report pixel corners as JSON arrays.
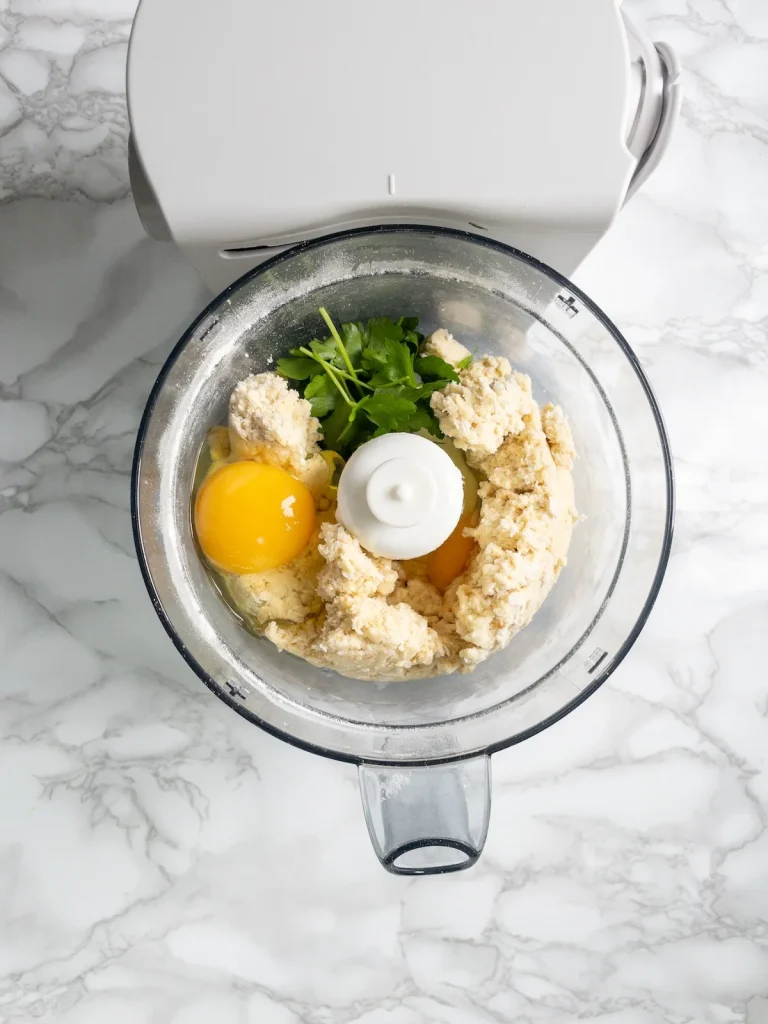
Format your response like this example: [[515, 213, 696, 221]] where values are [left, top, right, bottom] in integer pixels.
[[427, 513, 477, 591], [194, 461, 315, 574]]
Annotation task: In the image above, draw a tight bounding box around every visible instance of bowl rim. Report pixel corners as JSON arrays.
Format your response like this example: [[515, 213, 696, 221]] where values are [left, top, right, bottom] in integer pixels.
[[131, 223, 675, 766]]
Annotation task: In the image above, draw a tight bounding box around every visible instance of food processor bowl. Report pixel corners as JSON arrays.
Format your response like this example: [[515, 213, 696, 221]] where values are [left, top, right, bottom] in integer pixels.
[[132, 227, 673, 874]]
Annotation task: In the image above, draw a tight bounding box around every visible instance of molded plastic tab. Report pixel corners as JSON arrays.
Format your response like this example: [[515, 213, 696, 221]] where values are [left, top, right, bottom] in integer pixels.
[[336, 434, 463, 559]]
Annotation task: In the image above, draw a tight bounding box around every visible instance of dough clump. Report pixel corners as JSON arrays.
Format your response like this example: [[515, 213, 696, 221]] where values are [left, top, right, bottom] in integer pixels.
[[422, 328, 471, 367], [266, 524, 446, 680], [229, 372, 329, 497]]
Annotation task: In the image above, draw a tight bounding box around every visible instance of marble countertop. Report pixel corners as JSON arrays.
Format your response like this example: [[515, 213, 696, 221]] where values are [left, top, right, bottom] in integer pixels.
[[1, 1, 767, 1021]]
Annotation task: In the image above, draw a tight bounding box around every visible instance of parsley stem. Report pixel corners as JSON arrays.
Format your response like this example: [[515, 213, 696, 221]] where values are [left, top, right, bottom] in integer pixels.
[[298, 347, 354, 406], [337, 407, 358, 445], [331, 369, 374, 390], [297, 347, 373, 391], [319, 307, 362, 390]]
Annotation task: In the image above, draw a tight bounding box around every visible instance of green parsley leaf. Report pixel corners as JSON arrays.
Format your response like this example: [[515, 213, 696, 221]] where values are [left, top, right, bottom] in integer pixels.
[[456, 354, 474, 370], [276, 356, 322, 381], [308, 336, 346, 368], [346, 420, 375, 452], [363, 338, 415, 385], [340, 322, 365, 368], [397, 316, 419, 331], [366, 317, 404, 347], [358, 393, 418, 432], [320, 400, 354, 451], [419, 380, 452, 398], [414, 355, 459, 383], [304, 373, 338, 418], [396, 317, 423, 350], [406, 404, 443, 437], [388, 381, 447, 403], [334, 405, 376, 453]]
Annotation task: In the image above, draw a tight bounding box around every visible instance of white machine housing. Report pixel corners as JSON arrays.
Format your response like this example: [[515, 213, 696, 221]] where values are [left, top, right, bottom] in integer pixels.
[[127, 0, 680, 293]]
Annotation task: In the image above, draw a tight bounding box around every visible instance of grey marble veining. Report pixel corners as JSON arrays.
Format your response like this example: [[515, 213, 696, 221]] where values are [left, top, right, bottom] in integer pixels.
[[1, 1, 767, 1022]]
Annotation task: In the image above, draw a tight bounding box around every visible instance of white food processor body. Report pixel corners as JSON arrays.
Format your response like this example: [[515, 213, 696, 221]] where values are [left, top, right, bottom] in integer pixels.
[[129, 2, 679, 875], [126, 0, 681, 292]]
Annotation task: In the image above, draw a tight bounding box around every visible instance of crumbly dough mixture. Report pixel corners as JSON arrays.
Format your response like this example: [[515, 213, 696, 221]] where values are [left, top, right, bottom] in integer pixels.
[[221, 333, 577, 680], [423, 327, 473, 367], [229, 373, 330, 498]]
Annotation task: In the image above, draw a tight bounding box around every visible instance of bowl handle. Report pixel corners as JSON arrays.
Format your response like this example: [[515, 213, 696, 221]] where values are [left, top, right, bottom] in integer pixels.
[[359, 756, 491, 875]]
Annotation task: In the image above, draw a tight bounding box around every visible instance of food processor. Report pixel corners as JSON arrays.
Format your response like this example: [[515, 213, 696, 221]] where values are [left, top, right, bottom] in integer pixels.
[[128, 0, 677, 872], [126, 0, 681, 292], [132, 227, 674, 874]]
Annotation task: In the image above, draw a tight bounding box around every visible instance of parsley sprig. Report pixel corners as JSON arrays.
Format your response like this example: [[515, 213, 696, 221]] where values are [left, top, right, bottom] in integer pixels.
[[277, 309, 466, 456]]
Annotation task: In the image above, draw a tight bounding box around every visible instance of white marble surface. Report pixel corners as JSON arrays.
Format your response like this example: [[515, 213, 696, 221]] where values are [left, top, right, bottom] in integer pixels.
[[1, 0, 767, 1020]]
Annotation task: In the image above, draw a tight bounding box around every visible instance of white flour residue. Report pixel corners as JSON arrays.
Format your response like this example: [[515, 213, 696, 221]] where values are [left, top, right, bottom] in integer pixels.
[[379, 771, 409, 798]]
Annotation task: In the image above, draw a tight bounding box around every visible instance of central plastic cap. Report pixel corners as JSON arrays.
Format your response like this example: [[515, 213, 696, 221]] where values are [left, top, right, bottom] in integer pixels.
[[336, 434, 464, 560], [365, 457, 437, 528]]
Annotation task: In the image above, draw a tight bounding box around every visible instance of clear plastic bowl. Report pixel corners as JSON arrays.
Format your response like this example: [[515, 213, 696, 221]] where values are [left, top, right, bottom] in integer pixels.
[[132, 227, 673, 874]]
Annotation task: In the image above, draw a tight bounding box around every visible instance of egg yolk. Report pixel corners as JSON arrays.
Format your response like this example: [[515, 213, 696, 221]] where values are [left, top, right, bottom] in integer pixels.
[[194, 461, 315, 574], [427, 514, 477, 592]]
